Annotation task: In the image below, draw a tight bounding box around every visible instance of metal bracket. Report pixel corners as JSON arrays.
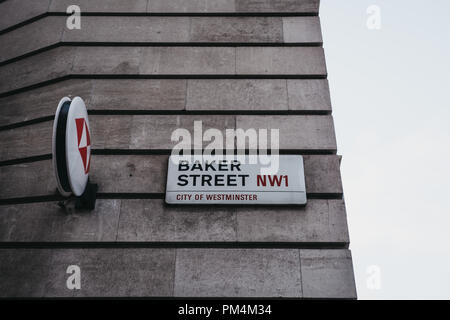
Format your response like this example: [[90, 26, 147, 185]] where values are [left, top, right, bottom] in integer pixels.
[[76, 180, 98, 210], [57, 180, 98, 212]]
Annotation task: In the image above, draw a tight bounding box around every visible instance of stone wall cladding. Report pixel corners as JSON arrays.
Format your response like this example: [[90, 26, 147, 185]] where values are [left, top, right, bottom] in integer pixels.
[[0, 0, 356, 298]]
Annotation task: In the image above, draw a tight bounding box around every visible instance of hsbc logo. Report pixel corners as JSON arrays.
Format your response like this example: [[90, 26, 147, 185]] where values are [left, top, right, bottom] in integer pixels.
[[53, 97, 92, 197], [75, 118, 91, 174]]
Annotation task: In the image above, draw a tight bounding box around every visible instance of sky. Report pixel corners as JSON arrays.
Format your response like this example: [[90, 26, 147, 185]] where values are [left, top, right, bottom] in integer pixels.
[[320, 0, 450, 299]]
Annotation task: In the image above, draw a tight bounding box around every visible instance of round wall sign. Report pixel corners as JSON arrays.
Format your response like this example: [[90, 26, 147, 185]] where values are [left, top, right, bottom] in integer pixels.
[[53, 97, 92, 197]]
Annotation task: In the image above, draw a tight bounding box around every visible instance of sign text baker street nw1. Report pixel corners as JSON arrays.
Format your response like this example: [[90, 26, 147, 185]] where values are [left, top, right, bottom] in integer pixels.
[[165, 155, 306, 205]]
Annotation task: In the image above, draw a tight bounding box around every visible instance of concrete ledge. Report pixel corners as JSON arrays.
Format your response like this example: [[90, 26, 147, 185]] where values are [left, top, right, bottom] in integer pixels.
[[236, 47, 326, 75], [0, 199, 349, 244], [236, 200, 349, 243], [0, 47, 73, 95], [0, 248, 355, 298], [52, 0, 320, 14], [49, 0, 148, 13], [0, 248, 176, 297], [234, 0, 319, 13], [0, 115, 336, 162], [0, 0, 320, 33], [0, 16, 322, 63], [0, 155, 343, 199], [0, 120, 52, 162], [0, 0, 50, 32], [0, 200, 121, 242], [0, 16, 64, 64], [0, 79, 332, 127], [0, 46, 327, 94], [237, 115, 336, 150], [300, 250, 357, 299], [174, 249, 302, 297], [186, 79, 331, 112], [0, 79, 93, 127]]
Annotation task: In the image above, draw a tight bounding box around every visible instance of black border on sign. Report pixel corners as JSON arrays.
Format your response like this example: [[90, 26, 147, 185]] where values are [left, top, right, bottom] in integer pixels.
[[55, 101, 72, 193]]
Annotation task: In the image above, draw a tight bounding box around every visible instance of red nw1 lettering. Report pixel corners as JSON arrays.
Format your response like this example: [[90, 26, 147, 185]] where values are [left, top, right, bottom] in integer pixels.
[[257, 175, 266, 186], [257, 175, 289, 187]]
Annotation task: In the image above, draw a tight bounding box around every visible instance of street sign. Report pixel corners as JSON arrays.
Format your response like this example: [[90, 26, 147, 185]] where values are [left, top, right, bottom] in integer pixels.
[[165, 155, 307, 205], [52, 97, 92, 197]]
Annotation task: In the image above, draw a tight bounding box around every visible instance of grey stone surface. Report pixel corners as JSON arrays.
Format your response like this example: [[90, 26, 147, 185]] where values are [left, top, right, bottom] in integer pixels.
[[139, 47, 236, 75], [91, 115, 235, 150], [300, 250, 357, 299], [303, 155, 343, 194], [147, 0, 235, 13], [89, 79, 186, 110], [63, 16, 304, 43], [0, 249, 357, 298], [117, 200, 237, 242], [54, 248, 176, 297], [72, 47, 142, 75], [0, 160, 54, 198], [0, 200, 120, 242], [0, 47, 327, 93], [237, 200, 349, 243], [283, 17, 323, 43], [0, 120, 52, 162], [0, 79, 186, 128], [0, 79, 333, 128], [186, 79, 288, 111], [237, 47, 326, 75], [0, 155, 343, 199], [74, 47, 237, 76], [0, 115, 337, 161], [0, 199, 349, 244], [174, 249, 302, 297], [90, 116, 132, 150], [287, 79, 332, 111], [187, 79, 331, 112], [132, 114, 235, 149], [0, 0, 50, 31], [49, 0, 148, 12], [235, 0, 319, 12], [190, 17, 283, 43], [0, 47, 73, 94], [0, 154, 343, 201], [236, 115, 337, 150], [117, 199, 349, 243], [0, 0, 321, 21], [0, 248, 176, 297], [90, 155, 168, 193], [62, 16, 191, 43], [0, 16, 321, 65], [0, 16, 64, 63], [0, 249, 54, 297], [0, 79, 92, 127]]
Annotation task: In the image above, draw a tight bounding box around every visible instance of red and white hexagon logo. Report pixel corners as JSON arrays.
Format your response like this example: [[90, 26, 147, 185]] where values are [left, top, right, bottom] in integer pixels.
[[75, 118, 91, 174], [53, 97, 92, 197], [65, 97, 91, 196]]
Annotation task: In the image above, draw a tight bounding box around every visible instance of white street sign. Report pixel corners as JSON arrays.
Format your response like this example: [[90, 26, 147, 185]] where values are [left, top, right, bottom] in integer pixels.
[[165, 155, 307, 205]]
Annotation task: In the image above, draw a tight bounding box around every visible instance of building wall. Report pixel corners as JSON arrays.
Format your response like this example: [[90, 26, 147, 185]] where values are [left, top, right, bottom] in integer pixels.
[[0, 0, 356, 298]]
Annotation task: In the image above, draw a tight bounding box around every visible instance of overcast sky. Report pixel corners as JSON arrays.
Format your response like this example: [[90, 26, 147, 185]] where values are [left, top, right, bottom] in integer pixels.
[[321, 0, 450, 299]]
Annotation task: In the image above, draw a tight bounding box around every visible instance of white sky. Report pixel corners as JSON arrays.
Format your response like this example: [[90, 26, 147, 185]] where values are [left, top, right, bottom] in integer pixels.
[[321, 0, 450, 299]]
